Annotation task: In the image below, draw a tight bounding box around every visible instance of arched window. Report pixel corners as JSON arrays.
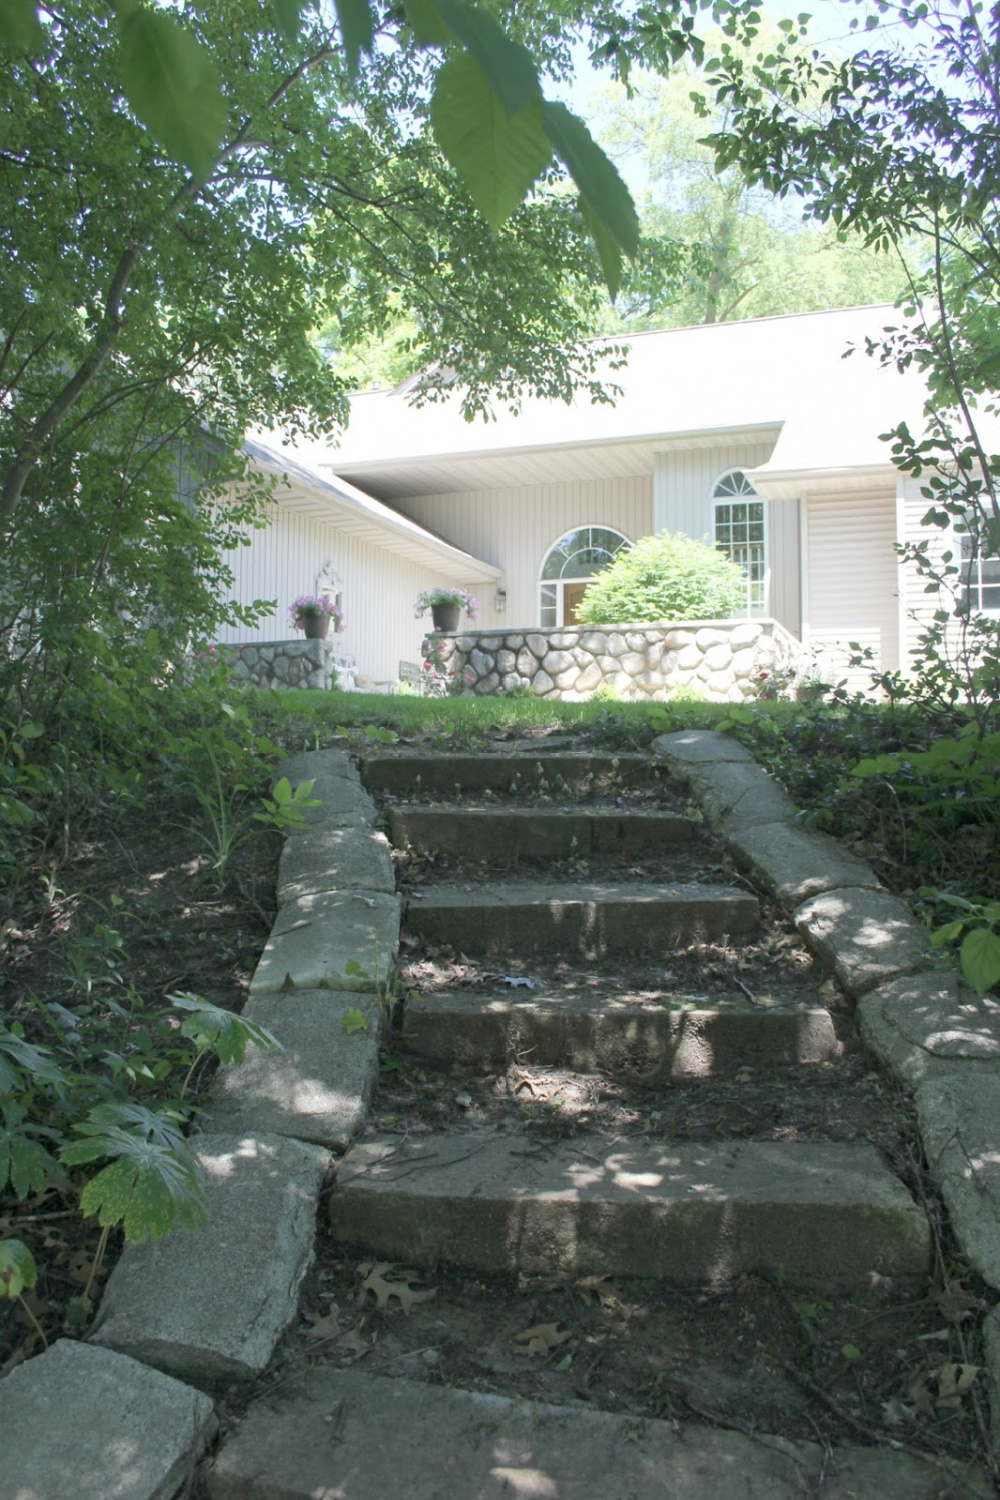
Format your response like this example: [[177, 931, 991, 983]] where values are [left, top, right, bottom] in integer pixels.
[[539, 526, 630, 627], [713, 470, 766, 616]]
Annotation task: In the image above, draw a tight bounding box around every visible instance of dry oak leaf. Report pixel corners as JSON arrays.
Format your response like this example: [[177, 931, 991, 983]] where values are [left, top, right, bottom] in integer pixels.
[[934, 1360, 980, 1409], [512, 1322, 572, 1357], [357, 1262, 436, 1314], [303, 1308, 342, 1340], [575, 1274, 621, 1310]]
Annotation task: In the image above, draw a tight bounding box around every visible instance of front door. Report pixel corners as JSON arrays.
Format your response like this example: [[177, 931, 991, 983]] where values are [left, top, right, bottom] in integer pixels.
[[563, 582, 589, 624]]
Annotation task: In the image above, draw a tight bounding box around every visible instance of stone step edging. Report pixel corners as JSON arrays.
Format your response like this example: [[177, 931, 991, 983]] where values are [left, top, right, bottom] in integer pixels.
[[652, 728, 1000, 1451]]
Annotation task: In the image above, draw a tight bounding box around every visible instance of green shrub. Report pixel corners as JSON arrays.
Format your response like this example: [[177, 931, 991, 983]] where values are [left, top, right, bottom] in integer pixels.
[[575, 531, 748, 625]]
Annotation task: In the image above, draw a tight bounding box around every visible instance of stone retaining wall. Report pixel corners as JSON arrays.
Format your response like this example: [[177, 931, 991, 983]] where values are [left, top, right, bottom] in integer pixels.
[[230, 638, 355, 691], [434, 618, 800, 702]]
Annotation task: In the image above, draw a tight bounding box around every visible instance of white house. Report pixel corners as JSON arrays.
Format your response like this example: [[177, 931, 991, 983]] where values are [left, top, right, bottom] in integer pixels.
[[217, 303, 973, 692]]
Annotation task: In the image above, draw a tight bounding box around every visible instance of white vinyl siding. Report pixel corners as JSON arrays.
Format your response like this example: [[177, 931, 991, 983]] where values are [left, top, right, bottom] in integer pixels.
[[803, 490, 900, 689], [389, 475, 652, 629], [215, 501, 466, 684], [654, 439, 800, 634]]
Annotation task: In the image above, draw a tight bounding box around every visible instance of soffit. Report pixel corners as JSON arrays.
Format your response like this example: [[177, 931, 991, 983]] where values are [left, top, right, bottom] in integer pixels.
[[331, 428, 780, 501]]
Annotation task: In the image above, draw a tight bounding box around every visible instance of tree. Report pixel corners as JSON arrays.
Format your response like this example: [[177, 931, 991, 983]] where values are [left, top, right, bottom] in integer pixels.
[[589, 25, 907, 330], [700, 1, 1000, 718], [0, 0, 710, 724]]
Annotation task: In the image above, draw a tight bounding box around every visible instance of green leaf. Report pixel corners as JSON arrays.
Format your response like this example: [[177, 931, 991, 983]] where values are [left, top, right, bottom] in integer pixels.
[[0, 1239, 37, 1300], [581, 200, 623, 299], [931, 919, 966, 948], [404, 0, 451, 46], [432, 55, 551, 231], [841, 1342, 862, 1361], [541, 102, 639, 263], [960, 927, 1000, 996], [342, 1007, 369, 1034], [118, 7, 227, 180], [170, 992, 283, 1066], [335, 0, 374, 76], [79, 1101, 189, 1151], [270, 0, 303, 44], [0, 1107, 62, 1198], [77, 1140, 206, 1241], [0, 0, 43, 53], [436, 0, 540, 117]]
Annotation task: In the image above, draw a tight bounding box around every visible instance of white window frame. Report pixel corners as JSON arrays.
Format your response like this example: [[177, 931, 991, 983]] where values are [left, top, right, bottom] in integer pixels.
[[538, 525, 631, 627], [712, 469, 768, 617], [957, 513, 1000, 614]]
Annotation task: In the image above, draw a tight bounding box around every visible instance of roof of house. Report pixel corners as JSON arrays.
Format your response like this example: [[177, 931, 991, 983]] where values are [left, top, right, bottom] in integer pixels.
[[324, 305, 929, 500], [244, 435, 502, 583]]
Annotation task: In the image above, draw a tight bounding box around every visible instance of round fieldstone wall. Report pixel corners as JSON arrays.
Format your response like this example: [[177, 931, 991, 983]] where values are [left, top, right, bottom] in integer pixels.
[[434, 619, 800, 703], [229, 639, 354, 692]]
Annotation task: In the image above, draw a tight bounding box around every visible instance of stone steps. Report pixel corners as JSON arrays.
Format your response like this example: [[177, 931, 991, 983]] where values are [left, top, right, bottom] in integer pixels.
[[361, 750, 659, 796], [198, 735, 954, 1500], [205, 1368, 967, 1500], [389, 803, 695, 859], [400, 988, 840, 1076], [405, 879, 759, 955], [329, 1131, 930, 1289]]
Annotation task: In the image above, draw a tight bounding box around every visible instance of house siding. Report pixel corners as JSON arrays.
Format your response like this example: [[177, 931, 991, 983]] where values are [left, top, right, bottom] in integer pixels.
[[388, 475, 653, 630], [215, 501, 459, 684], [802, 488, 901, 688], [653, 439, 800, 634]]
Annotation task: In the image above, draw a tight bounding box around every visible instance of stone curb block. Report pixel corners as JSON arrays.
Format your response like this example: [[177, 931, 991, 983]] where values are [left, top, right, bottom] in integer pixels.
[[201, 989, 382, 1149], [727, 821, 880, 904], [277, 749, 361, 785], [857, 974, 1000, 1087], [915, 1071, 1000, 1291], [793, 888, 933, 996], [277, 826, 395, 905], [94, 1132, 330, 1386], [288, 773, 376, 828], [0, 1340, 216, 1500], [653, 729, 757, 764], [250, 889, 401, 995], [653, 733, 796, 830]]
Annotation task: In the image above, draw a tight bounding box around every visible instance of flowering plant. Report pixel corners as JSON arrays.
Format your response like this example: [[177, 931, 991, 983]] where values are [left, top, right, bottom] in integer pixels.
[[289, 595, 344, 632], [413, 587, 479, 621]]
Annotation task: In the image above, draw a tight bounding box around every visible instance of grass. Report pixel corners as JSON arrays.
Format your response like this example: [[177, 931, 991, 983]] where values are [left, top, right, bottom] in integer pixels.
[[243, 685, 735, 750]]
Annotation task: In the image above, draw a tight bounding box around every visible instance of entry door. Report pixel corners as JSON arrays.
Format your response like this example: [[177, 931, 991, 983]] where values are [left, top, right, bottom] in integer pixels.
[[563, 582, 589, 624]]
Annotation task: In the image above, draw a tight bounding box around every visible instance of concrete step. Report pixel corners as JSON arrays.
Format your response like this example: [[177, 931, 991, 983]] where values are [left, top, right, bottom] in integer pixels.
[[401, 990, 840, 1075], [405, 880, 759, 956], [329, 1132, 930, 1289], [389, 804, 695, 860], [361, 751, 659, 796], [206, 1368, 969, 1500]]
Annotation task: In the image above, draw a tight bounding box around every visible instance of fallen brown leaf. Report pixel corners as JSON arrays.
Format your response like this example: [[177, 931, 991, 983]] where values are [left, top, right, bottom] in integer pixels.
[[512, 1322, 572, 1357]]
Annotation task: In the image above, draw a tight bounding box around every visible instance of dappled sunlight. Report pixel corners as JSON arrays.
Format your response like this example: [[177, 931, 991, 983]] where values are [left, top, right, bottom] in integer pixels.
[[489, 1465, 559, 1496]]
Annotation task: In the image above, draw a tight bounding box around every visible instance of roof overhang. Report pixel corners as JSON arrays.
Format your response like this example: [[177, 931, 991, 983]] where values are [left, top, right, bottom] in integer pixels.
[[243, 439, 502, 584], [330, 425, 782, 501], [748, 462, 897, 501]]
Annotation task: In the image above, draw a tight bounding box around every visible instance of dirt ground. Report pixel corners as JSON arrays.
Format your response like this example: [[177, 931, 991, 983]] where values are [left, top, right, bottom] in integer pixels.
[[0, 815, 278, 1373]]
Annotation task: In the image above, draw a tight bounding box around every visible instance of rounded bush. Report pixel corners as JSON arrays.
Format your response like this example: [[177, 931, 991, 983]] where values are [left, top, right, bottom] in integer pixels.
[[576, 530, 748, 624]]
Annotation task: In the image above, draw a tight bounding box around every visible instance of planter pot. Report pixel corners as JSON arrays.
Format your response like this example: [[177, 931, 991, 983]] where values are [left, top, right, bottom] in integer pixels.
[[430, 603, 461, 633], [301, 614, 331, 640]]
